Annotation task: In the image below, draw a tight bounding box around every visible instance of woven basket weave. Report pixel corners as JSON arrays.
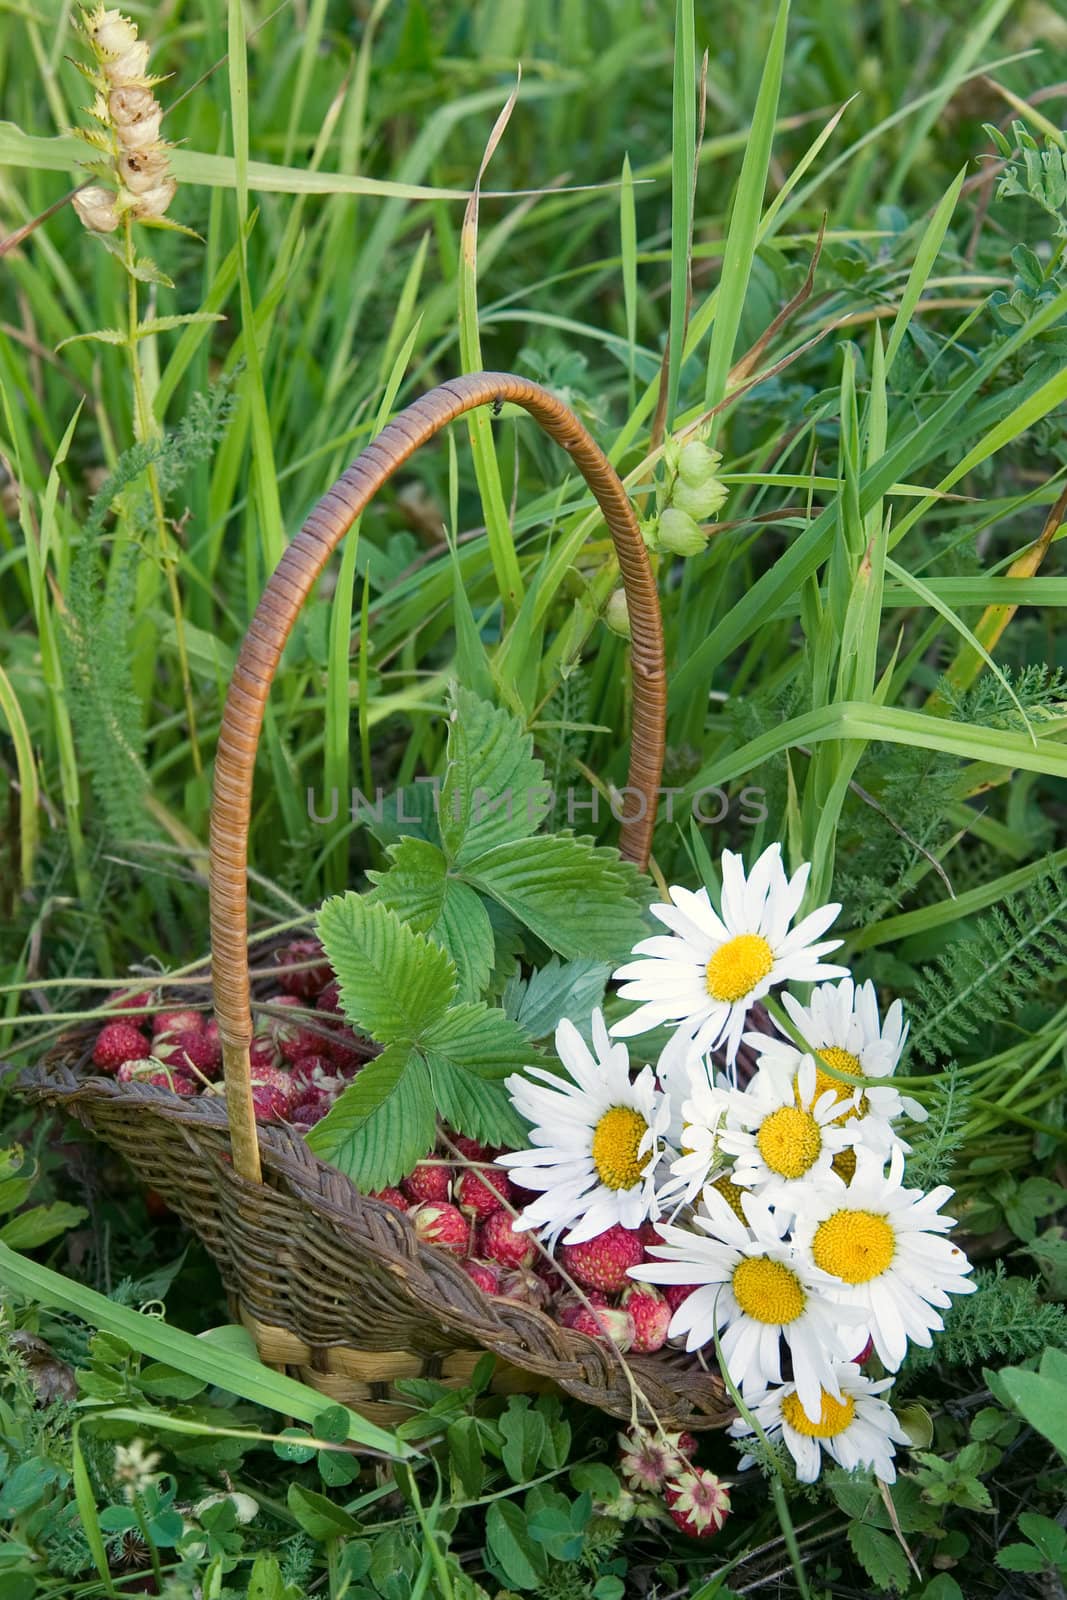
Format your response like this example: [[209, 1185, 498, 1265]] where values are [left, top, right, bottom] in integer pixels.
[[19, 374, 732, 1430]]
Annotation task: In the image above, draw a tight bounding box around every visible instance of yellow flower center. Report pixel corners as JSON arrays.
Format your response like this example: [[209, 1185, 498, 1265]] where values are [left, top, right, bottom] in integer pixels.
[[832, 1147, 857, 1182], [591, 1106, 651, 1191], [705, 934, 774, 1003], [802, 1046, 868, 1123], [731, 1255, 806, 1324], [756, 1106, 822, 1180], [781, 1388, 857, 1438], [812, 1209, 896, 1283], [709, 1172, 748, 1220]]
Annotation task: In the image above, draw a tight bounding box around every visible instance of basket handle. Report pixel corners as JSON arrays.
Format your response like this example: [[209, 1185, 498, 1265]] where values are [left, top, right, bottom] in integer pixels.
[[209, 373, 666, 1183]]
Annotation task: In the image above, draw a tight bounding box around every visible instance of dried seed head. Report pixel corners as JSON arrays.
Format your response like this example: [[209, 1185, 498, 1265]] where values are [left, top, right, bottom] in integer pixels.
[[111, 92, 163, 149], [109, 84, 157, 125], [104, 39, 151, 84], [72, 184, 121, 233], [130, 175, 177, 220], [87, 7, 138, 55]]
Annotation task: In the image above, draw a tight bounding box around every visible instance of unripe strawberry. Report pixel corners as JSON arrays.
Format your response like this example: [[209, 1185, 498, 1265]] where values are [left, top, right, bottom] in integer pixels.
[[117, 1059, 197, 1096], [663, 1469, 730, 1539], [402, 1161, 451, 1205], [269, 996, 325, 1064], [93, 1021, 150, 1072], [151, 1008, 203, 1038], [369, 1188, 409, 1212], [559, 1225, 644, 1294], [462, 1259, 501, 1295], [455, 1167, 512, 1217], [568, 1305, 635, 1351], [250, 1065, 295, 1122], [497, 1266, 551, 1309], [411, 1202, 470, 1256], [621, 1283, 671, 1353], [274, 938, 332, 1000], [663, 1282, 700, 1314], [480, 1209, 535, 1269]]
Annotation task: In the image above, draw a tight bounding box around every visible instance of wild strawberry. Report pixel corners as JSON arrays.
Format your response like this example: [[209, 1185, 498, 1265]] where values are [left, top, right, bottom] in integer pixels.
[[151, 1008, 203, 1037], [289, 1093, 331, 1129], [536, 1259, 565, 1297], [155, 1027, 219, 1079], [267, 995, 324, 1063], [638, 1220, 664, 1254], [670, 1430, 698, 1461], [451, 1134, 492, 1162], [325, 1025, 368, 1074], [410, 1202, 470, 1256], [663, 1469, 730, 1539], [618, 1426, 688, 1492], [462, 1259, 501, 1295], [249, 1034, 279, 1072], [274, 938, 332, 1000], [143, 1187, 172, 1219], [92, 1021, 150, 1072], [117, 1059, 197, 1096], [497, 1266, 551, 1309], [290, 1054, 345, 1098], [663, 1282, 700, 1314], [369, 1188, 410, 1212], [316, 979, 343, 1016], [201, 1019, 222, 1067], [853, 1334, 874, 1365], [559, 1225, 644, 1294], [105, 986, 157, 1015], [250, 1065, 295, 1121], [455, 1167, 512, 1217], [568, 1305, 635, 1351], [402, 1161, 451, 1205], [621, 1283, 671, 1353], [480, 1208, 535, 1269], [558, 1289, 610, 1326]]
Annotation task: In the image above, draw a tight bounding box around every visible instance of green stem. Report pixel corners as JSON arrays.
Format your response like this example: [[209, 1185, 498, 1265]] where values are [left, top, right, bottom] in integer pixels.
[[122, 219, 202, 775]]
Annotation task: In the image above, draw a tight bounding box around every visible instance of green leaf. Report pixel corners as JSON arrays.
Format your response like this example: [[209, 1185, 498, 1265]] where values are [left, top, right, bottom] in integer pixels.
[[316, 893, 456, 1045], [446, 1417, 485, 1500], [422, 1004, 535, 1147], [569, 1463, 621, 1500], [440, 689, 548, 866], [997, 1544, 1047, 1574], [0, 1202, 86, 1249], [1000, 1356, 1067, 1456], [486, 1499, 546, 1589], [370, 839, 494, 1001], [1018, 1512, 1067, 1564], [464, 835, 649, 960], [847, 1521, 911, 1594], [499, 1398, 548, 1484], [502, 956, 611, 1039], [307, 1046, 435, 1192], [286, 1483, 362, 1540]]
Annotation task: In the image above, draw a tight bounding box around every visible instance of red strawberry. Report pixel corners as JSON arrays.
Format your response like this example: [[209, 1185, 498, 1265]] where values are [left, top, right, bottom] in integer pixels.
[[155, 1027, 220, 1079], [663, 1469, 730, 1539], [675, 1431, 698, 1460], [290, 1054, 345, 1098], [268, 996, 323, 1064], [462, 1259, 501, 1295], [144, 1188, 172, 1219], [853, 1334, 874, 1365], [536, 1259, 565, 1298], [621, 1283, 671, 1353], [289, 1093, 331, 1129], [558, 1289, 610, 1326], [663, 1282, 700, 1314], [403, 1161, 451, 1205], [324, 1025, 367, 1074], [452, 1134, 493, 1162], [638, 1220, 664, 1254], [151, 1008, 203, 1038], [105, 986, 157, 1015], [455, 1167, 512, 1217], [411, 1202, 470, 1256], [480, 1208, 535, 1269], [559, 1225, 644, 1294], [250, 1065, 295, 1121], [370, 1188, 410, 1212], [249, 1034, 279, 1072], [116, 1059, 197, 1096], [568, 1305, 635, 1350], [316, 980, 343, 1016], [497, 1266, 551, 1309], [92, 1021, 150, 1072], [274, 938, 332, 1000]]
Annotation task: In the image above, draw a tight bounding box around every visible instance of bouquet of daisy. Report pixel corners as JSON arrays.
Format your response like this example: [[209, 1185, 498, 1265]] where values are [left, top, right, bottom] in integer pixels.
[[496, 843, 976, 1502]]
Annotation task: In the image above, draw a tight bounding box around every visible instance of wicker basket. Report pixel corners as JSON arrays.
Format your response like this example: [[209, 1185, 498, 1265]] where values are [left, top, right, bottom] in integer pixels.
[[18, 374, 732, 1430]]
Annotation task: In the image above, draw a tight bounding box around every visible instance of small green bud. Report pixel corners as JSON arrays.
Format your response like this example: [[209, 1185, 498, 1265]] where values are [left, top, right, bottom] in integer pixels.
[[658, 507, 707, 557], [676, 440, 723, 487], [671, 475, 728, 522], [603, 589, 631, 637]]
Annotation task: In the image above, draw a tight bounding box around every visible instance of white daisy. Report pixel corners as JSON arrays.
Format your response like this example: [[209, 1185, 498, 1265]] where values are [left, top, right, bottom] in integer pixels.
[[658, 1069, 734, 1205], [630, 1185, 862, 1421], [790, 1145, 976, 1371], [717, 1056, 860, 1212], [611, 845, 847, 1075], [730, 1363, 909, 1483], [745, 977, 926, 1155], [498, 1009, 672, 1246]]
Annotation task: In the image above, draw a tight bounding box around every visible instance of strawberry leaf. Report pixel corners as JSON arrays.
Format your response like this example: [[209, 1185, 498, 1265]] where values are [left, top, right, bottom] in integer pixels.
[[306, 1046, 434, 1192], [316, 893, 456, 1046]]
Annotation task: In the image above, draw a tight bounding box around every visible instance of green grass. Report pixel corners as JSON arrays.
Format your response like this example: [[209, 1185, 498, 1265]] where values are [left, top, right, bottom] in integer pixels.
[[2, 1, 1067, 1595]]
